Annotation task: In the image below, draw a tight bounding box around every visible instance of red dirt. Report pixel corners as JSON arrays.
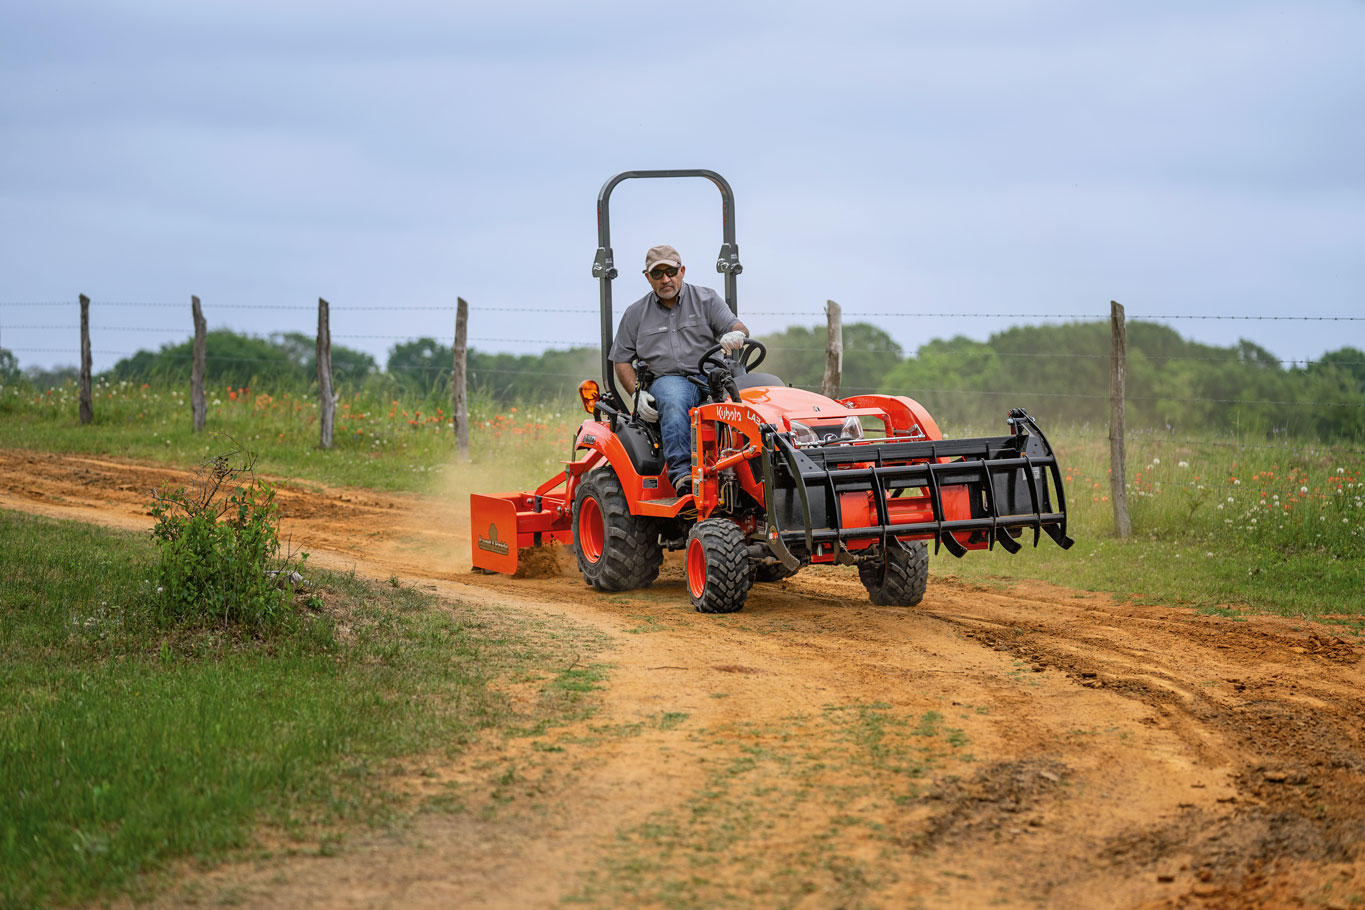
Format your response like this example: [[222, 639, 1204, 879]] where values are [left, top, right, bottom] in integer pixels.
[[2, 448, 1363, 910]]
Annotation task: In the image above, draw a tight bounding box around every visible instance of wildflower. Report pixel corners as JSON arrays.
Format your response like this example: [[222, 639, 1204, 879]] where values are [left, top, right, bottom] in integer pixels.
[[1178, 461, 1189, 468]]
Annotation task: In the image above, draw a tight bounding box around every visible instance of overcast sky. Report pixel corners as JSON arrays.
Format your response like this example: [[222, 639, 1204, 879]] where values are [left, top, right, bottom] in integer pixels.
[[2, 0, 1362, 376]]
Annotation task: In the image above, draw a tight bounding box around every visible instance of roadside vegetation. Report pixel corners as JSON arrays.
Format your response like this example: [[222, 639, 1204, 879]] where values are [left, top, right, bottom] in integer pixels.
[[0, 508, 608, 908], [936, 430, 1365, 620], [3, 368, 1363, 620], [0, 375, 576, 493], [1, 317, 1361, 620]]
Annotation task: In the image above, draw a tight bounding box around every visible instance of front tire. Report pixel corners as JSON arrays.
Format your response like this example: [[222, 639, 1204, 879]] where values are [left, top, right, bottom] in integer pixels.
[[573, 468, 662, 592], [685, 519, 752, 614], [858, 541, 929, 606]]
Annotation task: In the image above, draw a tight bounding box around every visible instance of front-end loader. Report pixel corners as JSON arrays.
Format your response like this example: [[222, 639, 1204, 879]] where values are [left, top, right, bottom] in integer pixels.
[[471, 169, 1074, 613]]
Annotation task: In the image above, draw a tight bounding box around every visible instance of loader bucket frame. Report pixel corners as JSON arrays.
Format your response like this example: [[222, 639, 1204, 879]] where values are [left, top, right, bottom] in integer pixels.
[[591, 169, 742, 404], [757, 409, 1075, 571]]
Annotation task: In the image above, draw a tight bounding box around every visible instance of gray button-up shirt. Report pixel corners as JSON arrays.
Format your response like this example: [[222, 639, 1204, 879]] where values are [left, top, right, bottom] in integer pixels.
[[608, 283, 738, 376]]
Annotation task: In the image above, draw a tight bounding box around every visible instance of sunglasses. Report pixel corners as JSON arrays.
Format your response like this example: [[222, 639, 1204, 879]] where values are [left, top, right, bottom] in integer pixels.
[[646, 266, 680, 280]]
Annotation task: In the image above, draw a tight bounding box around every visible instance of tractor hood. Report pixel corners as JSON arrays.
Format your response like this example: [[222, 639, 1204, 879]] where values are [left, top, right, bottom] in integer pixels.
[[738, 385, 851, 433]]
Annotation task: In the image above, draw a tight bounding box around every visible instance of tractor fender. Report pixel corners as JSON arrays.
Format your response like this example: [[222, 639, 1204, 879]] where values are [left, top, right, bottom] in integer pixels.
[[572, 419, 670, 511]]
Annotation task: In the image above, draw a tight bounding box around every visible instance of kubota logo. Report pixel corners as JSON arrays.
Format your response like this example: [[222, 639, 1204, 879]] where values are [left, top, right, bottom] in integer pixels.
[[716, 406, 745, 422], [477, 523, 510, 556]]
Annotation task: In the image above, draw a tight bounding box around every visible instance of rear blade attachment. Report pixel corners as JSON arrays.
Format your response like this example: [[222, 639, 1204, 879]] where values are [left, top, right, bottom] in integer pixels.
[[761, 409, 1075, 567], [470, 471, 574, 574]]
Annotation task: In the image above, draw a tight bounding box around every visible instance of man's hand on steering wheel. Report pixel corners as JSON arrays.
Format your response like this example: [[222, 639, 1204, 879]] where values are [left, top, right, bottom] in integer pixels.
[[696, 337, 767, 376]]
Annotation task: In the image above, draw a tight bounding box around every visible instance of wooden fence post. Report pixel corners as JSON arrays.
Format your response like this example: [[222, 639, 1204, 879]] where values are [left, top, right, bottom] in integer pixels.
[[317, 297, 335, 449], [79, 294, 93, 424], [191, 295, 206, 432], [453, 296, 469, 461], [1109, 300, 1131, 538], [820, 299, 843, 399]]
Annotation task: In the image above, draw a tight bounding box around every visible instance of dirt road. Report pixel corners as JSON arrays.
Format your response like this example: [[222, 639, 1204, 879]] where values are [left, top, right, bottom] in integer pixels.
[[3, 449, 1363, 909]]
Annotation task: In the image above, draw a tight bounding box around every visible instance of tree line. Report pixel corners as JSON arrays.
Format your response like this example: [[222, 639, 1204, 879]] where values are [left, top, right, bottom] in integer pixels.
[[3, 321, 1361, 440]]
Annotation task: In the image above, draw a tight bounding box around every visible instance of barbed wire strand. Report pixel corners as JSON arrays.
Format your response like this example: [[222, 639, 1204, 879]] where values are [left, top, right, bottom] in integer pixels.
[[8, 325, 1363, 367], [5, 299, 1365, 322]]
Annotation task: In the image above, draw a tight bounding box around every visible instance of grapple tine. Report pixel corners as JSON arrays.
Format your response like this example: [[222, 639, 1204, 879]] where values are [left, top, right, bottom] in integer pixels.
[[939, 530, 968, 557], [1043, 523, 1076, 549]]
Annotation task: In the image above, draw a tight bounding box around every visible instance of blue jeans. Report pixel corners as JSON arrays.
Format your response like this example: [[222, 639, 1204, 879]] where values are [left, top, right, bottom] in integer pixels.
[[649, 374, 702, 483]]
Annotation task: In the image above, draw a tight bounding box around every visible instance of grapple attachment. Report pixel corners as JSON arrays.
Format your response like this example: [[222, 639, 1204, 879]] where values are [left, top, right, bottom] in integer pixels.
[[760, 409, 1074, 569]]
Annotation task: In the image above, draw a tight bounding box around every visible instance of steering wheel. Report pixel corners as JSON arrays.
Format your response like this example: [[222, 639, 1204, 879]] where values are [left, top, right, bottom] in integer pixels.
[[696, 338, 767, 376]]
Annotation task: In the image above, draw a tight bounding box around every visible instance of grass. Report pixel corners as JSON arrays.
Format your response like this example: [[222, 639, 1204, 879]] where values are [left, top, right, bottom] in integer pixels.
[[565, 704, 971, 909], [0, 377, 581, 494], [0, 509, 609, 908], [933, 428, 1365, 618]]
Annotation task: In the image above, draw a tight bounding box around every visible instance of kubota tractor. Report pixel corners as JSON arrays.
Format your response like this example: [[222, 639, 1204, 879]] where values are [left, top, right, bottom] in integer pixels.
[[471, 169, 1074, 613]]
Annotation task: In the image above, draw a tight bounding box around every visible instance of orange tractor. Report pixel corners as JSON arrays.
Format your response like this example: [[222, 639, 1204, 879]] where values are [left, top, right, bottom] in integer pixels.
[[471, 169, 1073, 613]]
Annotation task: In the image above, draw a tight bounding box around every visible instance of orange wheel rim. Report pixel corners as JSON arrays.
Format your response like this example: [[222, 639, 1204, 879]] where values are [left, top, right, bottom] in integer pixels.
[[686, 537, 707, 598], [579, 497, 604, 563]]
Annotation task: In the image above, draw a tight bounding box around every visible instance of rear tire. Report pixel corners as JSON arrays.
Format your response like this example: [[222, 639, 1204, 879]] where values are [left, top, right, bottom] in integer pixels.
[[859, 541, 929, 606], [573, 468, 662, 592], [685, 519, 752, 614]]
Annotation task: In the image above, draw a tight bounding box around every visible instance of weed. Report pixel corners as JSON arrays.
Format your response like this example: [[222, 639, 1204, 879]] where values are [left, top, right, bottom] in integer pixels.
[[147, 440, 305, 629]]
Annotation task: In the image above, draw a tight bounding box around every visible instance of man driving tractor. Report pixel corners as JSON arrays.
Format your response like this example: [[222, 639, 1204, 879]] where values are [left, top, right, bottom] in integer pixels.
[[607, 244, 749, 496]]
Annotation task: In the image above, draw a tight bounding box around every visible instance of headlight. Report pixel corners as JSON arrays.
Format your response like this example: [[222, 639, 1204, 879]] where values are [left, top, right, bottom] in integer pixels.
[[789, 420, 818, 446], [788, 417, 864, 446]]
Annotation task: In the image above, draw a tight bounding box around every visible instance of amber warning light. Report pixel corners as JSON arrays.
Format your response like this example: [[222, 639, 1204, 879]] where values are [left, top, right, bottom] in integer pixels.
[[578, 380, 600, 414]]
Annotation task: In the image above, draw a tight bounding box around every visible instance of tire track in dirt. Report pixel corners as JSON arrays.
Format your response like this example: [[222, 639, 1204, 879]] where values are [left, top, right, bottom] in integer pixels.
[[2, 449, 1362, 909]]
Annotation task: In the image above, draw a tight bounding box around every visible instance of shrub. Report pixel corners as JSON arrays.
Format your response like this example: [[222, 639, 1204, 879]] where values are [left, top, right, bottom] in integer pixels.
[[148, 441, 305, 628]]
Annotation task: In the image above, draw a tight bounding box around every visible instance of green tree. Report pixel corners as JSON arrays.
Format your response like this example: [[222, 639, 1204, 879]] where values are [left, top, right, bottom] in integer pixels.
[[22, 364, 78, 389], [107, 331, 374, 389], [0, 347, 21, 384], [387, 338, 452, 392], [756, 322, 903, 394], [388, 339, 600, 403], [880, 322, 1365, 441], [270, 332, 377, 382]]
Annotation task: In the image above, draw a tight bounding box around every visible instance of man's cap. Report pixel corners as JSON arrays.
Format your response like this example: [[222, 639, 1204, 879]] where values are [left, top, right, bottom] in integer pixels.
[[644, 244, 682, 272]]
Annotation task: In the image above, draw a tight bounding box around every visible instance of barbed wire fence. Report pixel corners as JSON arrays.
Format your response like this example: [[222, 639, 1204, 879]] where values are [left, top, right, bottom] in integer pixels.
[[2, 295, 1363, 534]]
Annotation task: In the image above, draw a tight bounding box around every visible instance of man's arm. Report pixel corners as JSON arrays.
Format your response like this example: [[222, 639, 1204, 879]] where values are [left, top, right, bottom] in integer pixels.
[[614, 361, 638, 397]]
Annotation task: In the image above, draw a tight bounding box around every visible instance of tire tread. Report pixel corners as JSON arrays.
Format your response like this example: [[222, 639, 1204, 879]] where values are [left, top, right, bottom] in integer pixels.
[[858, 541, 929, 606], [573, 469, 662, 592]]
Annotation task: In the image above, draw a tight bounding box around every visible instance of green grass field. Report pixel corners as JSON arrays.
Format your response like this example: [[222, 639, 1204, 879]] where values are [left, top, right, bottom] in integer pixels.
[[935, 428, 1365, 619], [0, 510, 608, 908], [0, 377, 574, 493]]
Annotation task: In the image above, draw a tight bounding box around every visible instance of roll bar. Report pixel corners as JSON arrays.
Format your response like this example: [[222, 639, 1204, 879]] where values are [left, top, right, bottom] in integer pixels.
[[592, 169, 742, 401]]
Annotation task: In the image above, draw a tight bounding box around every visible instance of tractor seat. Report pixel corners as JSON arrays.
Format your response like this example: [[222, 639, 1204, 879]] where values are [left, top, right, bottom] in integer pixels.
[[733, 371, 784, 390]]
